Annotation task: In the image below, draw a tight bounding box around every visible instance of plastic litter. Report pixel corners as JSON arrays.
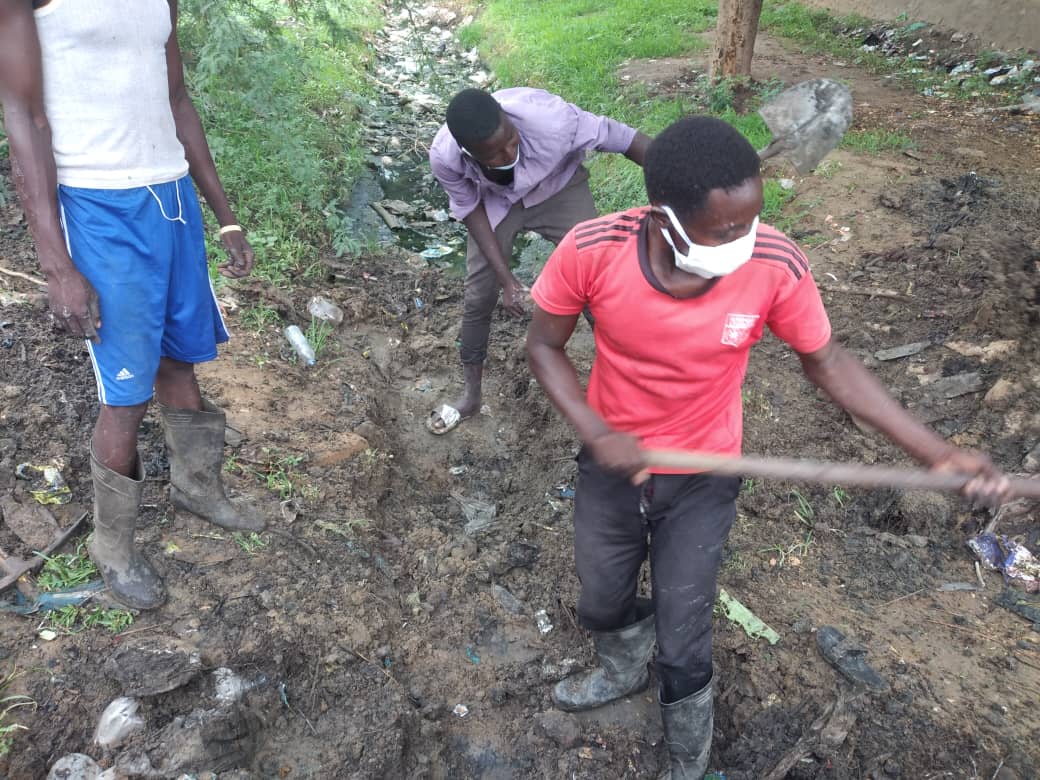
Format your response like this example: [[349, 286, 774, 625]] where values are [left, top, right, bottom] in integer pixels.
[[968, 532, 1040, 592], [449, 465, 468, 476], [534, 609, 554, 635], [38, 628, 58, 641], [212, 667, 269, 704], [452, 703, 470, 718], [94, 696, 145, 749], [283, 325, 316, 366], [492, 584, 526, 616], [419, 244, 454, 260], [307, 295, 344, 325], [0, 579, 104, 616], [15, 462, 72, 505], [717, 588, 780, 645], [46, 754, 103, 780], [816, 625, 888, 691], [464, 646, 481, 665], [451, 492, 497, 535], [556, 486, 575, 500]]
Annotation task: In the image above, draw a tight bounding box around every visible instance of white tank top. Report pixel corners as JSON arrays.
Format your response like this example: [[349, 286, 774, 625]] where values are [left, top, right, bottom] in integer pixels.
[[35, 0, 190, 189]]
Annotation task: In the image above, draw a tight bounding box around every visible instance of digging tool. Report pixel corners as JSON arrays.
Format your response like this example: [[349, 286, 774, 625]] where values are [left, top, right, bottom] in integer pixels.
[[0, 509, 88, 596], [642, 449, 1040, 500], [756, 78, 853, 174]]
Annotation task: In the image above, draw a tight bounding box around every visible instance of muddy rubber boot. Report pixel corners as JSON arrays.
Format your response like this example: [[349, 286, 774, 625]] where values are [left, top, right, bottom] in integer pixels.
[[657, 679, 714, 780], [160, 400, 265, 532], [552, 600, 655, 712], [88, 451, 166, 610]]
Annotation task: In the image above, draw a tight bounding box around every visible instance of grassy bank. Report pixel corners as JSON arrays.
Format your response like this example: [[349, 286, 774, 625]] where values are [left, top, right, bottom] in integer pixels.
[[178, 0, 377, 282]]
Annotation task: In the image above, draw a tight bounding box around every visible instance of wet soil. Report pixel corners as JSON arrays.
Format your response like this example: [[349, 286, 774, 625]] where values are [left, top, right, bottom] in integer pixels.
[[2, 5, 1040, 780]]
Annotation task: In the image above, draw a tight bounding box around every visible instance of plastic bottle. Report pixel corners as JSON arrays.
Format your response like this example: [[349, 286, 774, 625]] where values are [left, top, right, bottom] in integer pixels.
[[284, 325, 316, 366], [307, 295, 344, 325]]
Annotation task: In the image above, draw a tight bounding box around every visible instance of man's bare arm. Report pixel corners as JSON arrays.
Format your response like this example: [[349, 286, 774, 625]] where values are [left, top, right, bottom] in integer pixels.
[[0, 0, 100, 338], [164, 0, 253, 277]]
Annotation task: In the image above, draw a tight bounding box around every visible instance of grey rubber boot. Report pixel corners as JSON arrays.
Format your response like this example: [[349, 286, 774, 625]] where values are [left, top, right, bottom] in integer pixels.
[[88, 450, 166, 610], [657, 679, 714, 780], [160, 400, 265, 532], [552, 600, 655, 712]]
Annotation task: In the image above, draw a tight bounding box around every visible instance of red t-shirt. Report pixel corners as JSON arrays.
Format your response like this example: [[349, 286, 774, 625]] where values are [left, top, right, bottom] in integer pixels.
[[531, 207, 832, 468]]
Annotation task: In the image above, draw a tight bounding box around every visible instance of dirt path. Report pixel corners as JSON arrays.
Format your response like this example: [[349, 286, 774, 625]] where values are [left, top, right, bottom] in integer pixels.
[[2, 5, 1040, 780]]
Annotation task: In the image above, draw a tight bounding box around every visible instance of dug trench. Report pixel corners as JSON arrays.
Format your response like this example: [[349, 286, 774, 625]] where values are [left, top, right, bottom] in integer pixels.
[[3, 9, 1040, 780]]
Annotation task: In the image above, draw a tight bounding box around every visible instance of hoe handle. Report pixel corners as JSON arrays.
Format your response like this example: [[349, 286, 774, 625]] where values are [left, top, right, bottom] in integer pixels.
[[643, 449, 1040, 499]]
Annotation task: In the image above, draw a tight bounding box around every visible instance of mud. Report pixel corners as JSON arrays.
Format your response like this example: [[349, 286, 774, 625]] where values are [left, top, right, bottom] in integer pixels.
[[2, 3, 1040, 779]]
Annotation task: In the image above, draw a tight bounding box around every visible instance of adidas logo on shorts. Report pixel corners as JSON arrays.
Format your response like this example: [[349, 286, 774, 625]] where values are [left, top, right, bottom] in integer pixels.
[[115, 368, 135, 381]]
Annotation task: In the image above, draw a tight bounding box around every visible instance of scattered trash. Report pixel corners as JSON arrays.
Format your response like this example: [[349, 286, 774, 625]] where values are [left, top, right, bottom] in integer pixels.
[[717, 588, 780, 645], [816, 625, 888, 691], [874, 341, 930, 361], [452, 491, 497, 535], [430, 209, 449, 222], [1, 579, 104, 616], [307, 295, 344, 326], [38, 628, 58, 641], [922, 371, 984, 400], [505, 541, 540, 570], [556, 486, 575, 500], [452, 703, 470, 718], [464, 646, 481, 665], [212, 667, 269, 704], [968, 533, 1040, 592], [534, 609, 554, 635], [278, 682, 290, 707], [778, 178, 796, 191], [414, 297, 425, 310], [94, 697, 145, 749], [15, 462, 72, 505], [492, 584, 526, 616], [284, 325, 316, 366], [938, 582, 979, 592], [449, 465, 468, 476], [419, 244, 455, 260]]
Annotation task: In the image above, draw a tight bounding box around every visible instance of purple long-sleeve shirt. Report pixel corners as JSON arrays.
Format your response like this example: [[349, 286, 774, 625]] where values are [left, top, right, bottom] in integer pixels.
[[428, 87, 638, 229]]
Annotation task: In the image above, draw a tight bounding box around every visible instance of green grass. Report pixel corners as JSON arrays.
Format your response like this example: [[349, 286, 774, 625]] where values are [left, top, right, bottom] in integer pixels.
[[0, 668, 33, 760], [233, 532, 270, 554], [35, 540, 97, 592], [458, 0, 807, 218], [240, 303, 281, 335], [840, 129, 915, 154], [47, 605, 134, 634], [305, 317, 335, 359], [177, 0, 378, 283]]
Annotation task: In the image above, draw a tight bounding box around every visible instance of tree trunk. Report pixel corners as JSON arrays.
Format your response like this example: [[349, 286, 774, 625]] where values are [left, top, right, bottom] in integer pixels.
[[709, 0, 764, 80]]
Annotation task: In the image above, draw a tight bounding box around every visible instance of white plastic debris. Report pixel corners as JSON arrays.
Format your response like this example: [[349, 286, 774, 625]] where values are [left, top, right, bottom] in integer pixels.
[[453, 703, 470, 718], [534, 609, 554, 635], [94, 696, 145, 749]]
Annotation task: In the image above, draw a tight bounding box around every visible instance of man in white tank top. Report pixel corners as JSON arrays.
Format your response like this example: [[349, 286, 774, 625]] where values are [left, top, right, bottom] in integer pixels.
[[0, 0, 266, 610]]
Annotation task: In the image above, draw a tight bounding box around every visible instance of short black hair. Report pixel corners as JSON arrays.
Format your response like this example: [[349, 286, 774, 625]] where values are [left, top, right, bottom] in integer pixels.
[[446, 89, 503, 150], [644, 116, 761, 218]]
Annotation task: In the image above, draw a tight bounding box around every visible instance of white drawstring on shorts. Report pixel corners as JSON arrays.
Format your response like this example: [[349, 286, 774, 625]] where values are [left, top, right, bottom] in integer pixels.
[[145, 179, 187, 224]]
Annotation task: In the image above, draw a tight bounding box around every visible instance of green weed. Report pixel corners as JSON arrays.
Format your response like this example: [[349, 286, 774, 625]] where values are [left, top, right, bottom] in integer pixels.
[[248, 449, 304, 500], [240, 304, 281, 335], [841, 129, 915, 154], [305, 317, 335, 360], [233, 532, 270, 554], [790, 489, 815, 527], [741, 478, 757, 494], [46, 605, 134, 635], [0, 668, 34, 759], [35, 540, 97, 591], [831, 485, 850, 508]]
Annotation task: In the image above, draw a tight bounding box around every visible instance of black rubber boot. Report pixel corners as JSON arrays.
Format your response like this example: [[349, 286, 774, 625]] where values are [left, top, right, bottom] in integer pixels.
[[552, 599, 655, 712], [88, 450, 166, 610], [160, 400, 265, 532], [657, 679, 714, 780]]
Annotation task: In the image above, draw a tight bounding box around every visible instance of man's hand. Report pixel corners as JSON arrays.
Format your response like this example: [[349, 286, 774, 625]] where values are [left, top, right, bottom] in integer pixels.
[[45, 265, 101, 342], [501, 274, 529, 317], [931, 446, 1010, 508], [588, 430, 648, 483], [218, 230, 254, 278]]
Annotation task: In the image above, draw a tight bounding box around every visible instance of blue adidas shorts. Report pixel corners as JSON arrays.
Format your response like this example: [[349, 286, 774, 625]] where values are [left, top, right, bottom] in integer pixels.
[[58, 176, 229, 407]]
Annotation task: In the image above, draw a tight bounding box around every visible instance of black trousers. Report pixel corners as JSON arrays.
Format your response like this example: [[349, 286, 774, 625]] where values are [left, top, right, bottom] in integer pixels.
[[572, 449, 740, 703]]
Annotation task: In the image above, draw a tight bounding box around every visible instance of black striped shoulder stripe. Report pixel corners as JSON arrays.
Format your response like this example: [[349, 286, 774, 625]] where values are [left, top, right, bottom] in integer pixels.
[[751, 251, 803, 280], [755, 235, 810, 272], [576, 231, 639, 250], [574, 213, 642, 238]]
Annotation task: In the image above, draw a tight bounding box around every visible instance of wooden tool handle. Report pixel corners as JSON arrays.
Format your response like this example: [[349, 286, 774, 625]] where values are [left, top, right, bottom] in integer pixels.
[[643, 449, 1040, 499]]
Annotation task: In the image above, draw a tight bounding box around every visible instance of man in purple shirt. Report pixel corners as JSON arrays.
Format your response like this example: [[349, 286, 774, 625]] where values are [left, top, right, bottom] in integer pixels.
[[426, 87, 651, 434]]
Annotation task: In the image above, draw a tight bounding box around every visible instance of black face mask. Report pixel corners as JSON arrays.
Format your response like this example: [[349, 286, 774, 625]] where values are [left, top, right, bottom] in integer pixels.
[[480, 165, 515, 186]]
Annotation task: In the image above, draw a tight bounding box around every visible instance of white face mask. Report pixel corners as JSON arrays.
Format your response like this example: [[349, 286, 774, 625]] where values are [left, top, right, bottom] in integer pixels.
[[462, 143, 520, 171], [659, 204, 758, 279]]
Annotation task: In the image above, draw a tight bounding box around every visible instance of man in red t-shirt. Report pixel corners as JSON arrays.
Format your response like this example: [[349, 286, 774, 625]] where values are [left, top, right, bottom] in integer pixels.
[[526, 116, 1007, 780]]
